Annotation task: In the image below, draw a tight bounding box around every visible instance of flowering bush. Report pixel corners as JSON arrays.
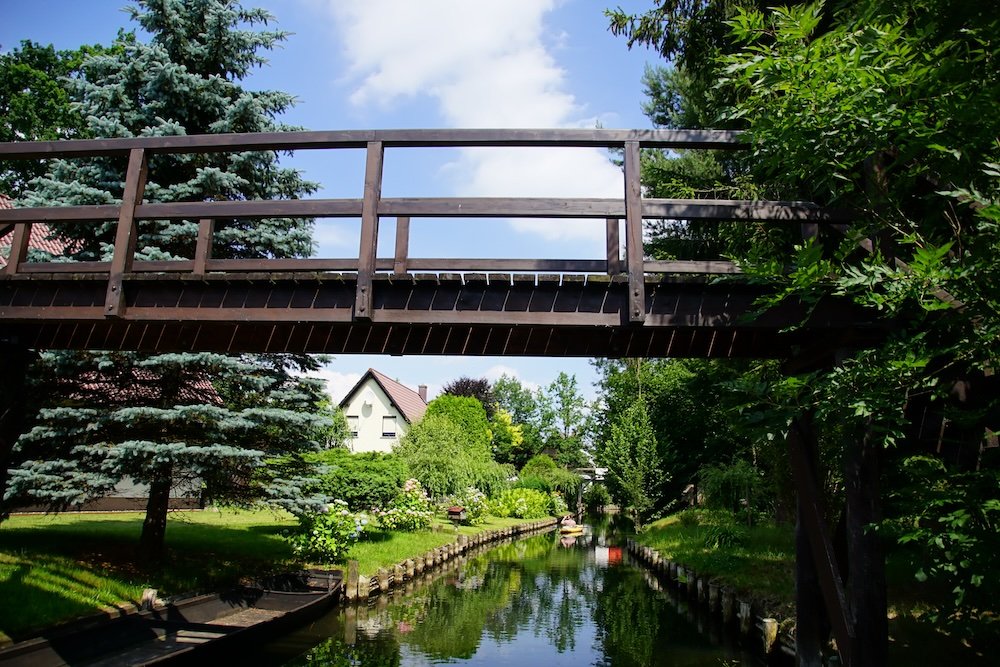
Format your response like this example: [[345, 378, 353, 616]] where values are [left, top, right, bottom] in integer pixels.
[[286, 499, 365, 563], [488, 488, 551, 519], [376, 478, 435, 531], [549, 491, 569, 516], [448, 487, 489, 526]]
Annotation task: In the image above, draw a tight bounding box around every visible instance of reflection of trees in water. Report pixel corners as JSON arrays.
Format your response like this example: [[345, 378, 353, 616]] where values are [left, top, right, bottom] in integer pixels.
[[287, 528, 724, 666]]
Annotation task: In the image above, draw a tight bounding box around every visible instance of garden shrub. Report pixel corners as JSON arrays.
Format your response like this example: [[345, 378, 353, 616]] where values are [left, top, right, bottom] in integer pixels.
[[514, 475, 551, 493], [703, 522, 749, 549], [303, 449, 409, 511], [375, 479, 435, 531], [583, 484, 611, 512], [286, 499, 365, 563], [488, 488, 551, 519], [448, 487, 489, 526], [549, 491, 569, 516]]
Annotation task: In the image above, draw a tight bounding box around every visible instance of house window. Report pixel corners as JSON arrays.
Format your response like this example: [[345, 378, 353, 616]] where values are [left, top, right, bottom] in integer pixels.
[[347, 416, 359, 438], [382, 416, 397, 438]]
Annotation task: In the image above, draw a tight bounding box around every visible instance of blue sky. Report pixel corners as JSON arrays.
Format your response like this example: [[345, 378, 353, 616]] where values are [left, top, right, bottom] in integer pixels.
[[1, 0, 658, 403]]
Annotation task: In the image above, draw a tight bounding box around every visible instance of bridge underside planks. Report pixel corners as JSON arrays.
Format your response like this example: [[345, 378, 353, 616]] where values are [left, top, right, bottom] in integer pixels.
[[0, 272, 884, 358]]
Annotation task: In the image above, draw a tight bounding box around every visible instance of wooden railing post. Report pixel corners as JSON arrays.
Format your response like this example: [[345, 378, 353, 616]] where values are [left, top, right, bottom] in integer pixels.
[[623, 141, 645, 322], [788, 415, 855, 667], [2, 222, 32, 276], [356, 141, 384, 320], [393, 216, 410, 277], [606, 218, 621, 275], [104, 147, 148, 317], [193, 218, 215, 275]]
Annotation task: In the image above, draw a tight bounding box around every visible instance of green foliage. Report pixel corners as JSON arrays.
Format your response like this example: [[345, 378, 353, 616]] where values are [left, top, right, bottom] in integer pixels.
[[301, 449, 409, 511], [442, 376, 496, 419], [699, 459, 764, 521], [703, 522, 749, 549], [583, 484, 612, 513], [488, 488, 551, 520], [0, 40, 112, 196], [891, 455, 1000, 640], [286, 500, 364, 564], [489, 408, 524, 466], [374, 479, 435, 532], [395, 415, 512, 498], [447, 487, 489, 526], [549, 491, 569, 516], [519, 454, 583, 498], [424, 395, 492, 451], [599, 399, 660, 527]]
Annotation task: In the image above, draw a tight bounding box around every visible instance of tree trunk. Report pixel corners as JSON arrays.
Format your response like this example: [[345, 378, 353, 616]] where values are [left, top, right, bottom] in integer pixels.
[[0, 344, 34, 520], [844, 426, 887, 667], [139, 468, 173, 562]]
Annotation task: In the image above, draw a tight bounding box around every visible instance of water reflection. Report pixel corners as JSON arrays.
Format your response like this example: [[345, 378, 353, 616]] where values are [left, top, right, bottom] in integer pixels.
[[266, 515, 755, 666]]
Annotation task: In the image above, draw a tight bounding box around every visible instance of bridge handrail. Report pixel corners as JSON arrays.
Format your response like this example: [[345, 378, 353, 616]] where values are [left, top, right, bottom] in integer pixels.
[[0, 129, 848, 322]]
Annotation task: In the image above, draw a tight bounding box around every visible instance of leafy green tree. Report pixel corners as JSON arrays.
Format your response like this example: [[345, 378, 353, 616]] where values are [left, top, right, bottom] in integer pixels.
[[299, 449, 410, 512], [600, 401, 660, 528], [0, 40, 113, 196], [7, 0, 326, 560], [394, 415, 510, 497], [492, 374, 554, 466], [424, 394, 493, 450], [442, 376, 496, 419], [545, 372, 591, 468]]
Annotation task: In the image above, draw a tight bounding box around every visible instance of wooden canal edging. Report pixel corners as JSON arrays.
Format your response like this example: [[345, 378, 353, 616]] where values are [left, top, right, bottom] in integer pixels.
[[625, 539, 798, 665], [343, 518, 559, 601]]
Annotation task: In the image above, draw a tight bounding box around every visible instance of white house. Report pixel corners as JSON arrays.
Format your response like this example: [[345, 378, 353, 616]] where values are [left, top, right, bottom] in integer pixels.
[[339, 369, 428, 453]]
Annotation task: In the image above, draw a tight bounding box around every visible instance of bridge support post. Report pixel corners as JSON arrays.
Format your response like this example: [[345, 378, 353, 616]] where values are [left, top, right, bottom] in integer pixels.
[[0, 341, 34, 516]]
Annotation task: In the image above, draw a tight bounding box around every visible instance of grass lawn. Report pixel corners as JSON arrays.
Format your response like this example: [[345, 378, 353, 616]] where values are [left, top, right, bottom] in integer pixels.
[[0, 509, 542, 644], [0, 508, 298, 643], [637, 510, 796, 616]]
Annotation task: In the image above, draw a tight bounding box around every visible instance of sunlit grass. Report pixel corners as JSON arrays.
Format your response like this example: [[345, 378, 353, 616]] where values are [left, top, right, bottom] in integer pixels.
[[638, 512, 795, 613], [349, 516, 533, 576], [0, 508, 298, 642]]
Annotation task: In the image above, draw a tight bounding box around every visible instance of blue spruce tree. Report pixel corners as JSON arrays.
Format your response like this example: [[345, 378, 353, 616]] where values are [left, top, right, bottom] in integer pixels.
[[7, 0, 334, 560]]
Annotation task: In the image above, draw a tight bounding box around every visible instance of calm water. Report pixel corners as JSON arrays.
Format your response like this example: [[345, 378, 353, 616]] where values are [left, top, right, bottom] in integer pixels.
[[256, 516, 759, 666]]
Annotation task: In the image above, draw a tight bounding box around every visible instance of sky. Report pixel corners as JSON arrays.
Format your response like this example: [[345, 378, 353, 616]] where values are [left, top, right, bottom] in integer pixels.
[[0, 0, 659, 404]]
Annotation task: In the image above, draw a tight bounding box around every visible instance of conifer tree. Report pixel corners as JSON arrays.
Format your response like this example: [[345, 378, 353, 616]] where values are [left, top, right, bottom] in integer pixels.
[[7, 0, 331, 560]]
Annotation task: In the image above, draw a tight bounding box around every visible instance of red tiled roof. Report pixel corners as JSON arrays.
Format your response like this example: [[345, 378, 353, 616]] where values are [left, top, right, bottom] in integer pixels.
[[0, 194, 77, 267], [339, 368, 427, 424], [71, 369, 223, 407]]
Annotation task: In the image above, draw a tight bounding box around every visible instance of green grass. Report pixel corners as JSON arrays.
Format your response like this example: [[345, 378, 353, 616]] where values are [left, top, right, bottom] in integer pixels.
[[0, 509, 540, 643], [0, 508, 298, 642], [637, 510, 796, 616], [350, 516, 533, 576]]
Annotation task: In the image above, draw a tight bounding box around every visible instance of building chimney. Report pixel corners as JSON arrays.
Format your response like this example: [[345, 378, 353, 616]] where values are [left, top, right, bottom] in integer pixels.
[[418, 385, 428, 403]]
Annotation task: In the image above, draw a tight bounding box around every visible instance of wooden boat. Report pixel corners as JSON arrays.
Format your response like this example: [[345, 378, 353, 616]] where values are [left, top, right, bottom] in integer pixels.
[[559, 524, 584, 535], [0, 577, 339, 667]]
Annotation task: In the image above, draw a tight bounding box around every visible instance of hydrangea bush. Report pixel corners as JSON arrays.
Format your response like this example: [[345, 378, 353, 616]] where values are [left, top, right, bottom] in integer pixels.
[[549, 491, 569, 516], [286, 499, 365, 563], [376, 478, 435, 531], [448, 487, 488, 526], [488, 488, 551, 519]]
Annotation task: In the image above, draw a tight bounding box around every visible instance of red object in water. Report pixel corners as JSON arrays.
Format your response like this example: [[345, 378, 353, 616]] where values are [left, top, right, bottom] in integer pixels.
[[607, 546, 623, 566]]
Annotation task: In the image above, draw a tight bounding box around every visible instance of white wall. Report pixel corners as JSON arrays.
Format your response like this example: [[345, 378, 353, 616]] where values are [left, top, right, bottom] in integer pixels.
[[342, 377, 410, 453]]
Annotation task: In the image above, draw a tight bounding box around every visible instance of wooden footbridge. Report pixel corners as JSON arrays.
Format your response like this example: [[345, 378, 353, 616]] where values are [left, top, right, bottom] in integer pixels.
[[0, 129, 889, 667], [0, 129, 881, 358]]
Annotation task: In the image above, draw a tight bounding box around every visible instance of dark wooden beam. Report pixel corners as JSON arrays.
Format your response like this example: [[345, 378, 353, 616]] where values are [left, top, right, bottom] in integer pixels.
[[104, 148, 147, 317], [624, 141, 645, 323], [1, 222, 31, 276], [193, 219, 215, 275], [788, 416, 855, 667], [355, 141, 383, 320], [0, 128, 746, 160], [393, 217, 409, 277], [606, 218, 621, 275]]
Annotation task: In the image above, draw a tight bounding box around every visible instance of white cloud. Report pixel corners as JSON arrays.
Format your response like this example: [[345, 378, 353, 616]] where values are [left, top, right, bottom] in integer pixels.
[[325, 0, 625, 245], [483, 364, 541, 392], [308, 368, 362, 404]]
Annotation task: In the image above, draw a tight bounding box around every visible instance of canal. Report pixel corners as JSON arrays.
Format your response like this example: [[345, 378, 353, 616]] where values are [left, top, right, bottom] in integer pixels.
[[254, 516, 761, 666]]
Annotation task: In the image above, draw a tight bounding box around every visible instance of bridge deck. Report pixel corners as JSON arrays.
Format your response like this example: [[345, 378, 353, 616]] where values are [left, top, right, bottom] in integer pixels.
[[0, 270, 882, 357], [0, 128, 879, 358]]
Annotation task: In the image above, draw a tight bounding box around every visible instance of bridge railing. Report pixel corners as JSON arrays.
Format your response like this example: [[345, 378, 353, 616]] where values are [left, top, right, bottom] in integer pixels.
[[0, 129, 848, 322]]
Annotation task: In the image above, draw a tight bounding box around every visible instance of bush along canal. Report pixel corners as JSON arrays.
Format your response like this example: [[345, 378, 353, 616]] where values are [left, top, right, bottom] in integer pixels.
[[246, 514, 767, 666]]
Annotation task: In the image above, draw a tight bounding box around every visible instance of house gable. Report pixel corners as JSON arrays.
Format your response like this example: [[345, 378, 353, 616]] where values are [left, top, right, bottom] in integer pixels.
[[339, 369, 427, 453]]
